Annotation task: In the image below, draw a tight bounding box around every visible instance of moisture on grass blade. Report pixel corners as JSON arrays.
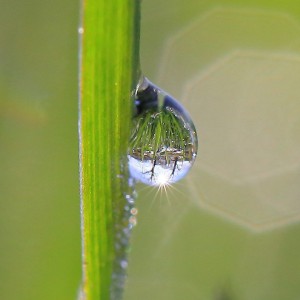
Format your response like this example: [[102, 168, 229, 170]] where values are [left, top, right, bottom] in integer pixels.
[[79, 1, 140, 300], [128, 77, 198, 187]]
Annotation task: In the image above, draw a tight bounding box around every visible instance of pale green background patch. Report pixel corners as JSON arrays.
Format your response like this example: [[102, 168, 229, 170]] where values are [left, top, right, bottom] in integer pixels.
[[124, 1, 300, 300]]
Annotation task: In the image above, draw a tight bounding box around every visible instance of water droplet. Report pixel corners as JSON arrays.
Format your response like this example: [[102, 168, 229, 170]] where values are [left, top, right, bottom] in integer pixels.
[[130, 207, 138, 215], [128, 177, 135, 187], [128, 77, 198, 186], [120, 259, 128, 269], [129, 216, 137, 227]]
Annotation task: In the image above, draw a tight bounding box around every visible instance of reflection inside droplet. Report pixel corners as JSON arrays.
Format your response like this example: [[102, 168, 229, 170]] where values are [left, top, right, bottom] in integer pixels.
[[128, 76, 198, 186]]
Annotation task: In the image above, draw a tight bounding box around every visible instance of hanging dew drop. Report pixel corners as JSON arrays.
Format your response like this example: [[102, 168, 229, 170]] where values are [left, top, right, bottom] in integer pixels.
[[128, 77, 198, 186]]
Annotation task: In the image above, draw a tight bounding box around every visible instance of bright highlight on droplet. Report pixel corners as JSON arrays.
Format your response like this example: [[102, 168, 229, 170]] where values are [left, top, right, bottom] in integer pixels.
[[156, 172, 170, 186], [128, 76, 198, 186]]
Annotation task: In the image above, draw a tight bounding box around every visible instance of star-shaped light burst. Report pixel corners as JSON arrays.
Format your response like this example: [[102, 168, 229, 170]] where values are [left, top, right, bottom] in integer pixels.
[[155, 171, 171, 187]]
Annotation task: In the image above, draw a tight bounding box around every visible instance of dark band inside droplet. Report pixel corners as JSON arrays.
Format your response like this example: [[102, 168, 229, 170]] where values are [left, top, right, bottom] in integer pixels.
[[135, 83, 158, 115]]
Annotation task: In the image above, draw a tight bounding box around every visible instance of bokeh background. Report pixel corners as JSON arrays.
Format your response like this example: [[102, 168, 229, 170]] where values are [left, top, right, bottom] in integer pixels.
[[1, 0, 300, 299], [126, 1, 300, 299], [1, 1, 81, 299]]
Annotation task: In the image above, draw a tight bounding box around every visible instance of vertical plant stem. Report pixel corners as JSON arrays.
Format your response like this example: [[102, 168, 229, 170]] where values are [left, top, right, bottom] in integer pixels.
[[79, 1, 140, 299]]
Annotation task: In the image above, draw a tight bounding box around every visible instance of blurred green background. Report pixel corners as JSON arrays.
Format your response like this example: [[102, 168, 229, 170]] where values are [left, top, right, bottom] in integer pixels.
[[126, 1, 300, 299], [0, 1, 81, 299], [1, 0, 300, 299]]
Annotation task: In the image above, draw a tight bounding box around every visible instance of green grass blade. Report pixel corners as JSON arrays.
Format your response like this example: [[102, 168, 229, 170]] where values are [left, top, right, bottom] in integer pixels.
[[79, 1, 140, 299]]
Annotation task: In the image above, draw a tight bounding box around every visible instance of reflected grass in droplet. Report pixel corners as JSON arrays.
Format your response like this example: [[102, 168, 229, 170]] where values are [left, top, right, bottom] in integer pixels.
[[128, 77, 198, 186]]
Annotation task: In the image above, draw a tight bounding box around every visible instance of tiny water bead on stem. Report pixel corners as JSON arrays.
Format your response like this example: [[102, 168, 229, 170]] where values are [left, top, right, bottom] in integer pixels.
[[128, 77, 198, 186]]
